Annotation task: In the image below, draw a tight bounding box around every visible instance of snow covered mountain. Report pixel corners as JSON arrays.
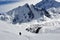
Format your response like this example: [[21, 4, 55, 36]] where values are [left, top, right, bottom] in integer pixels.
[[0, 0, 60, 24], [1, 3, 51, 24], [35, 0, 60, 19], [35, 0, 60, 9], [0, 0, 60, 32], [0, 0, 60, 31], [1, 0, 60, 40], [3, 0, 60, 25]]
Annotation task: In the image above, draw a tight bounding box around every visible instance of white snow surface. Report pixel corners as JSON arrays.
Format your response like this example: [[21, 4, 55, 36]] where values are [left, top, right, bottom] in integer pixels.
[[0, 19, 60, 40]]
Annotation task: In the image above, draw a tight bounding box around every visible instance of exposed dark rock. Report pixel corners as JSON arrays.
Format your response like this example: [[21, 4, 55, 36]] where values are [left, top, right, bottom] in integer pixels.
[[26, 27, 42, 34], [28, 11, 34, 19], [12, 15, 19, 24], [35, 27, 42, 33], [42, 8, 51, 18], [19, 32, 21, 35]]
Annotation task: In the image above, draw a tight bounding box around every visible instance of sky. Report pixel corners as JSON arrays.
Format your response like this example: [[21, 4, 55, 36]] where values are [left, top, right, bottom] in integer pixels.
[[0, 0, 60, 5], [0, 0, 42, 5], [0, 1, 18, 5], [0, 0, 23, 5], [0, 0, 21, 1]]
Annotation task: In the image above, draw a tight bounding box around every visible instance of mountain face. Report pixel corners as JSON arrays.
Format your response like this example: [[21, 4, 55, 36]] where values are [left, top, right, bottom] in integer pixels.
[[2, 3, 50, 24], [1, 1, 59, 24], [35, 0, 60, 19], [35, 0, 60, 9], [6, 4, 35, 24], [3, 0, 60, 24]]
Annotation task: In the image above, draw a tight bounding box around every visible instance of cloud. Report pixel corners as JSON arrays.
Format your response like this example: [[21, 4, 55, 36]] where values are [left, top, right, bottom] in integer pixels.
[[0, 0, 21, 5], [0, 0, 20, 1], [0, 1, 19, 5]]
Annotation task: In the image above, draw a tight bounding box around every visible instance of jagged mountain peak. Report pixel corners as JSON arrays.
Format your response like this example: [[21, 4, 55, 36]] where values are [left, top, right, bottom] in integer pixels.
[[2, 3, 51, 24], [23, 3, 29, 7], [35, 0, 60, 9], [42, 0, 54, 2], [1, 2, 56, 24], [5, 4, 34, 24]]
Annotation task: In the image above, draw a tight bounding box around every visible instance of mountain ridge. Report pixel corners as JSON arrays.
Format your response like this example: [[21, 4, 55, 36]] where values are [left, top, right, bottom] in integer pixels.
[[35, 0, 60, 9], [1, 3, 51, 24]]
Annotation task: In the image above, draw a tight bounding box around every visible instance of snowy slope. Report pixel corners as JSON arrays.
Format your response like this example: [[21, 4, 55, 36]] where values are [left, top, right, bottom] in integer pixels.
[[1, 18, 60, 40], [0, 31, 20, 40], [0, 20, 30, 40], [47, 7, 60, 19]]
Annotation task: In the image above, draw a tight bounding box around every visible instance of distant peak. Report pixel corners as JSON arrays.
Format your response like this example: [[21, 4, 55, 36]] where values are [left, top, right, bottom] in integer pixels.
[[42, 0, 55, 1], [23, 3, 29, 7], [35, 0, 60, 9]]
